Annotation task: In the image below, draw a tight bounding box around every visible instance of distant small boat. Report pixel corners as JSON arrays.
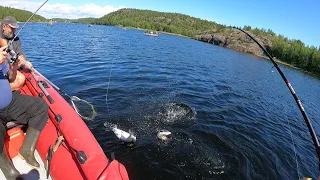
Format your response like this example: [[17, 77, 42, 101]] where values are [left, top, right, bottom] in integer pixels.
[[122, 27, 127, 30], [88, 24, 92, 27], [47, 20, 53, 26], [144, 31, 159, 37]]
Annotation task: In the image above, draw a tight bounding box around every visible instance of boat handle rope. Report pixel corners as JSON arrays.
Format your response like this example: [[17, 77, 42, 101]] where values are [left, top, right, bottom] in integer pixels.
[[231, 26, 320, 171]]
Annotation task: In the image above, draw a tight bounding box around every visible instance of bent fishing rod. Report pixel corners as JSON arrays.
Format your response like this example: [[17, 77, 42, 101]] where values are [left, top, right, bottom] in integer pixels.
[[231, 26, 320, 170], [7, 0, 48, 49]]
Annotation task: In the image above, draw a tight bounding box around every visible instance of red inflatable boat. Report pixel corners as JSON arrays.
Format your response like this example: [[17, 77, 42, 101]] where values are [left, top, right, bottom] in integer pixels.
[[1, 69, 129, 180]]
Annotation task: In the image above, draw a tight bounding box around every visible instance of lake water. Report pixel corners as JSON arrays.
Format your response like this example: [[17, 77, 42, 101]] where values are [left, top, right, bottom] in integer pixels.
[[19, 23, 320, 180]]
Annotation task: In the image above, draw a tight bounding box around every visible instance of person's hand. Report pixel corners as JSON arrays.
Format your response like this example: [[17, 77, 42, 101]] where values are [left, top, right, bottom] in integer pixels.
[[24, 61, 33, 70], [10, 58, 20, 71], [0, 46, 8, 64]]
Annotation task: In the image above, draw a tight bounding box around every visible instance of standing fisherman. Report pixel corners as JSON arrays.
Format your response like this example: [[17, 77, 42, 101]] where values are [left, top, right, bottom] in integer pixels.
[[0, 16, 33, 90], [0, 46, 48, 180]]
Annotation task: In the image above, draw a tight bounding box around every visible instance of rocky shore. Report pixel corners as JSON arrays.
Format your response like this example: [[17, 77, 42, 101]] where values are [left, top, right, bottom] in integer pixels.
[[192, 29, 272, 57]]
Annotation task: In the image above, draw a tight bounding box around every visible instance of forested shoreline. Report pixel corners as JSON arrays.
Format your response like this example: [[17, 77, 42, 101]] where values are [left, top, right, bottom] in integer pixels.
[[1, 6, 319, 74], [96, 9, 320, 75]]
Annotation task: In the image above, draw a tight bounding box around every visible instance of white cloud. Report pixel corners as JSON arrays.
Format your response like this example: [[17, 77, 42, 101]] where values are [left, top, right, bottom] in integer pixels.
[[1, 0, 125, 19]]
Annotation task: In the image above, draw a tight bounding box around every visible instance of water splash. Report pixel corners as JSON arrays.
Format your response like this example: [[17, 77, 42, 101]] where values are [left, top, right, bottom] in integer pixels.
[[103, 121, 116, 130], [157, 103, 197, 123]]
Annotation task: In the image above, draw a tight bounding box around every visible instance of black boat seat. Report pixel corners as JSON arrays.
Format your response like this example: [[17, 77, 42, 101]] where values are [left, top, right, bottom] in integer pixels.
[[6, 122, 24, 129]]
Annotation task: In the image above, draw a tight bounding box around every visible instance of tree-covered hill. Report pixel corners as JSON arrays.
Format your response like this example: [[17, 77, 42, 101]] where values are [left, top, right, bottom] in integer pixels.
[[95, 8, 225, 37], [95, 8, 320, 74], [0, 6, 47, 22]]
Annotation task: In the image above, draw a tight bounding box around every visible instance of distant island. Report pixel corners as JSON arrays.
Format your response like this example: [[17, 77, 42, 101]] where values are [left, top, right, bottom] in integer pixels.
[[1, 6, 319, 75]]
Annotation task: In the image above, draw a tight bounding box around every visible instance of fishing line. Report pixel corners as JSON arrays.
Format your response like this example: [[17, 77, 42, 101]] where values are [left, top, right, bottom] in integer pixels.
[[105, 57, 116, 120], [278, 100, 302, 179], [270, 66, 275, 72], [286, 117, 302, 179]]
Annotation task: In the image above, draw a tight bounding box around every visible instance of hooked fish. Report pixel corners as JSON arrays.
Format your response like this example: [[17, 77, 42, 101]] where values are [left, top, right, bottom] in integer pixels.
[[157, 130, 172, 140], [112, 127, 137, 143]]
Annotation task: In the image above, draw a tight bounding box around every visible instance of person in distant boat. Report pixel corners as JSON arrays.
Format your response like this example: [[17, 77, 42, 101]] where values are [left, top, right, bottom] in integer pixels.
[[0, 16, 33, 90], [0, 46, 48, 179]]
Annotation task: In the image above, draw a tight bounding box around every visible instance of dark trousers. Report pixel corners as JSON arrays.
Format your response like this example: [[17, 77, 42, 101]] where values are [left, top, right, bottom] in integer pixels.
[[0, 91, 48, 154]]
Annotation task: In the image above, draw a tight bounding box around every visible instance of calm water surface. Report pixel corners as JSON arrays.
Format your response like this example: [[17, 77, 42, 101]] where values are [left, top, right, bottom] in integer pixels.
[[20, 23, 320, 180]]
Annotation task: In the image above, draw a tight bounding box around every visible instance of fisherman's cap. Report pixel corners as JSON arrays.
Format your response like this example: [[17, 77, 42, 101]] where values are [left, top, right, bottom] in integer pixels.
[[2, 16, 19, 28]]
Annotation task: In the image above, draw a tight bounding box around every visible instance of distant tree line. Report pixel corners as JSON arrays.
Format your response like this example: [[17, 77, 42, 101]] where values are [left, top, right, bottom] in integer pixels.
[[51, 18, 97, 24], [95, 9, 320, 74], [243, 25, 320, 73], [95, 8, 225, 37], [72, 18, 97, 24], [268, 36, 320, 73], [51, 18, 70, 22], [0, 6, 47, 22]]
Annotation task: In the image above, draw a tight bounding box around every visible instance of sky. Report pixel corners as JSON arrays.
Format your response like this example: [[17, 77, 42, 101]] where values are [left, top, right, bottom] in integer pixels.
[[1, 0, 319, 47]]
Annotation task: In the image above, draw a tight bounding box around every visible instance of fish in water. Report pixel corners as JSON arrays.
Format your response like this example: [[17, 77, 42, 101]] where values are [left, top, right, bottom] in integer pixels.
[[157, 130, 172, 141], [112, 127, 137, 143]]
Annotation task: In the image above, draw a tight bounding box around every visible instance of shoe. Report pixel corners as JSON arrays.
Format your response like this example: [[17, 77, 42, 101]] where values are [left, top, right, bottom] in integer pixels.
[[19, 127, 41, 168], [0, 151, 21, 180]]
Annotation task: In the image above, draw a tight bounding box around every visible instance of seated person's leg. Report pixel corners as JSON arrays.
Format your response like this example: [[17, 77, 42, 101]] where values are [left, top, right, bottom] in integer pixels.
[[5, 91, 48, 168], [9, 71, 26, 90], [0, 120, 21, 179]]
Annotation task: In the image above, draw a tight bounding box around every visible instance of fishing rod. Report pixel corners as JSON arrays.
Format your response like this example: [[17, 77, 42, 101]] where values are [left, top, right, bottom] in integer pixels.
[[7, 0, 48, 49], [231, 26, 320, 170]]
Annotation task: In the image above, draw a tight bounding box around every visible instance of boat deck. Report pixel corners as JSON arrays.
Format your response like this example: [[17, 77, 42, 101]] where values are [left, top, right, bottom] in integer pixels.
[[0, 150, 52, 180]]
